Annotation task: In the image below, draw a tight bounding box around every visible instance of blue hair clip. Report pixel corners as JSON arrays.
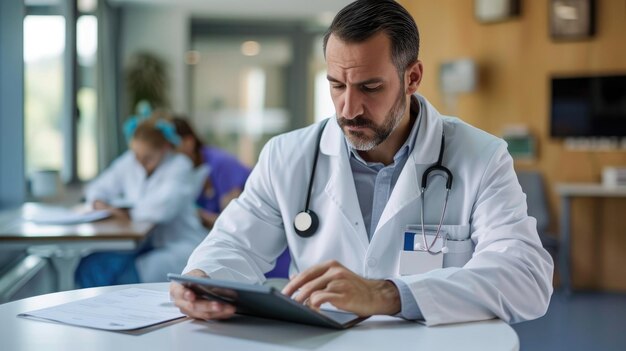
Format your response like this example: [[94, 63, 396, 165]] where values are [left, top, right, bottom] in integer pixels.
[[136, 100, 152, 118], [123, 115, 145, 144], [123, 98, 180, 146], [124, 100, 154, 144], [124, 117, 181, 146], [155, 120, 181, 146]]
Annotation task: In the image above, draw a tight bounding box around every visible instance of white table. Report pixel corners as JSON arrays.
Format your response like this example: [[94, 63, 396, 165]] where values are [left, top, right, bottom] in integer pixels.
[[1, 283, 519, 351], [556, 183, 626, 293]]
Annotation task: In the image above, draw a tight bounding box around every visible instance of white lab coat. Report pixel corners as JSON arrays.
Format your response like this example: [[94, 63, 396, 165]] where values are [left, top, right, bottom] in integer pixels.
[[185, 95, 554, 326], [86, 151, 206, 282]]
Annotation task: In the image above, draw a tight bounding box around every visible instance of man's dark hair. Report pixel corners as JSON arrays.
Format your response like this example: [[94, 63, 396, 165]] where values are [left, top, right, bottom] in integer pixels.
[[323, 0, 419, 75]]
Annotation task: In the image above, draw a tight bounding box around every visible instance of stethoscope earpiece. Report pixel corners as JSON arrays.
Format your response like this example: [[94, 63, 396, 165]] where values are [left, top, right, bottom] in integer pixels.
[[293, 210, 319, 238]]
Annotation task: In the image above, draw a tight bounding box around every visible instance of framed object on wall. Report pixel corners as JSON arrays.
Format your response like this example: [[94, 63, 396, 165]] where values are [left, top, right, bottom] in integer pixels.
[[474, 0, 521, 23], [549, 0, 595, 40]]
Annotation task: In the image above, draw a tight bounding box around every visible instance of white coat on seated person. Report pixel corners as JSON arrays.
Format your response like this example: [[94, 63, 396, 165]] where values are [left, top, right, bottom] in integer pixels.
[[86, 150, 206, 282], [184, 94, 554, 326]]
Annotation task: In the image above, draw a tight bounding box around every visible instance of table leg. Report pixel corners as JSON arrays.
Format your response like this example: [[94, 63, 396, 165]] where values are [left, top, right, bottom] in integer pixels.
[[27, 246, 82, 291], [48, 252, 82, 291], [559, 195, 571, 294], [21, 241, 137, 292]]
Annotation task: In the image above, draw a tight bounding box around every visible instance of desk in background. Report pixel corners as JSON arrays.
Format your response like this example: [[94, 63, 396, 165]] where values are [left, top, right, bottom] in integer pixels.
[[0, 203, 152, 292], [556, 183, 626, 293], [0, 283, 519, 351]]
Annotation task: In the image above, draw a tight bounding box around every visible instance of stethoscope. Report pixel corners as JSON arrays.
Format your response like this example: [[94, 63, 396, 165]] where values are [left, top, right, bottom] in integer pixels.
[[293, 119, 329, 237], [293, 118, 453, 256], [415, 134, 453, 254]]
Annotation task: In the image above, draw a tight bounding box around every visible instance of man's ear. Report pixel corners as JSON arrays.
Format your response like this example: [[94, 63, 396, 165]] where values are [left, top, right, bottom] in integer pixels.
[[405, 60, 423, 95]]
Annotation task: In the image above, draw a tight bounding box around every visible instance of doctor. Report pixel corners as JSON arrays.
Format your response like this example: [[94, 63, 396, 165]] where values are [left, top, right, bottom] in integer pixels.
[[171, 0, 553, 326]]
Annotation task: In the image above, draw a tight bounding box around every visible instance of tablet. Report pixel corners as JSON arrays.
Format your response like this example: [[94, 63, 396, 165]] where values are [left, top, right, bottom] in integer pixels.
[[167, 273, 367, 329]]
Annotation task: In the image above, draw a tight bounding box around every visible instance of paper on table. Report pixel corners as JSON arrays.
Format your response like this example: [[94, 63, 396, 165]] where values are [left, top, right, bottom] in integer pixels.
[[22, 205, 111, 225], [109, 198, 134, 209], [18, 288, 185, 331]]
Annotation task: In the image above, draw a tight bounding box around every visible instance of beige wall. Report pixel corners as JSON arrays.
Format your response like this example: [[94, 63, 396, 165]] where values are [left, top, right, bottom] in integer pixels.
[[401, 0, 626, 290]]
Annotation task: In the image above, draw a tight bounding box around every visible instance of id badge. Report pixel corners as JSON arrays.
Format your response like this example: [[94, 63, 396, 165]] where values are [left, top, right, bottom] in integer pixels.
[[399, 227, 445, 276]]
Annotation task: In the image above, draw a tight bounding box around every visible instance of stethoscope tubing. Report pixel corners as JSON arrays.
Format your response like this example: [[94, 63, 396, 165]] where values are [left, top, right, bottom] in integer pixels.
[[418, 134, 452, 255], [419, 187, 450, 255], [295, 118, 453, 248]]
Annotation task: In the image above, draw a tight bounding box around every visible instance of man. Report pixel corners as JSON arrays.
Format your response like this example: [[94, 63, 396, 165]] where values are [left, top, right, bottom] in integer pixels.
[[171, 0, 553, 326]]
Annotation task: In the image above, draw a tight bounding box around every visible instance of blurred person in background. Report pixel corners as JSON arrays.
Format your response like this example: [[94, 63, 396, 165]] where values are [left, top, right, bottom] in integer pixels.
[[173, 117, 291, 278], [75, 112, 206, 287], [172, 117, 251, 229]]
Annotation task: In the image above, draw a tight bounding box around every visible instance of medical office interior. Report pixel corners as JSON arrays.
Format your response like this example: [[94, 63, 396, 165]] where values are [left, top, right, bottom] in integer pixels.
[[1, 0, 625, 349]]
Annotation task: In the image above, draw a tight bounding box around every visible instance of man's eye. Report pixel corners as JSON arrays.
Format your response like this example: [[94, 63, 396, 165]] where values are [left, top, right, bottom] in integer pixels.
[[331, 84, 345, 90], [362, 84, 381, 92]]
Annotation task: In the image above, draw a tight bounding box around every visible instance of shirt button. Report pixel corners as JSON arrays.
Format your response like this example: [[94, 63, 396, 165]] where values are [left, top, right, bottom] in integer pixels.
[[367, 257, 378, 268]]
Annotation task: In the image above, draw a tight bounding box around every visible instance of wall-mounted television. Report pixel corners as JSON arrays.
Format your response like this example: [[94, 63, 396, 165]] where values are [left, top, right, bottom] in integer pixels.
[[550, 74, 626, 137]]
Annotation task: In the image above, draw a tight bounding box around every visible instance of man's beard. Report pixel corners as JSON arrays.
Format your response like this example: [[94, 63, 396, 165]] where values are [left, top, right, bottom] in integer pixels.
[[337, 87, 407, 151]]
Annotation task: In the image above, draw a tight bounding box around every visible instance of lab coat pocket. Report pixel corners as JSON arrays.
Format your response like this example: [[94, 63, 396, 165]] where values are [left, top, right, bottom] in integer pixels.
[[441, 225, 473, 267], [406, 224, 473, 268]]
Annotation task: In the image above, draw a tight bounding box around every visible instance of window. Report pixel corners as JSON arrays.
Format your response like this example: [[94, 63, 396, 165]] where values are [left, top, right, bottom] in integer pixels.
[[314, 70, 335, 122], [24, 0, 100, 189], [190, 21, 327, 165], [77, 14, 98, 180], [190, 37, 292, 166], [312, 35, 335, 122], [23, 15, 66, 177]]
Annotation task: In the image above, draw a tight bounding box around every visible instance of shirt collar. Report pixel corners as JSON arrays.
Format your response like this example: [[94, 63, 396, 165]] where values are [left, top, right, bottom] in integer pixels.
[[346, 95, 422, 167]]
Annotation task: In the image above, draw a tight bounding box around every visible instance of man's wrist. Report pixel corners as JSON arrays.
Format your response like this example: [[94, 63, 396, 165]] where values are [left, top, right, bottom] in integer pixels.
[[372, 279, 401, 315]]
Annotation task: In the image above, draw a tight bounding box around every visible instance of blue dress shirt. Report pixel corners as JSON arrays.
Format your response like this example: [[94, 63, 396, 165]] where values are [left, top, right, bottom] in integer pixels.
[[346, 96, 423, 320]]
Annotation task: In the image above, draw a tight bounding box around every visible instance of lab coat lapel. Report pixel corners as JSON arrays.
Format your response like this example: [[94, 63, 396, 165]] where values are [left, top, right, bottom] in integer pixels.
[[374, 96, 444, 235], [319, 118, 370, 251]]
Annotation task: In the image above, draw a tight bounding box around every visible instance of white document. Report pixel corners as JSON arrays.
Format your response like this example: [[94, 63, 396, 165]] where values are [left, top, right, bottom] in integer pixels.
[[22, 204, 111, 225], [109, 198, 135, 209], [18, 288, 185, 331]]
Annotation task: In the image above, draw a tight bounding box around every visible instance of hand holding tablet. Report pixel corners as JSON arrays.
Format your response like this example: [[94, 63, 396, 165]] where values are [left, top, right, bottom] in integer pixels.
[[168, 273, 366, 329], [169, 270, 236, 321]]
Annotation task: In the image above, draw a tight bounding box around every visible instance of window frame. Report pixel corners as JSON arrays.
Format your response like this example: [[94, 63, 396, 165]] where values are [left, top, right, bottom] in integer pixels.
[[0, 0, 27, 208], [23, 0, 92, 189]]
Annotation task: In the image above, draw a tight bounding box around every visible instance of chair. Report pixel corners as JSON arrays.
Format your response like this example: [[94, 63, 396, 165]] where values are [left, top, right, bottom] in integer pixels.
[[516, 170, 559, 258]]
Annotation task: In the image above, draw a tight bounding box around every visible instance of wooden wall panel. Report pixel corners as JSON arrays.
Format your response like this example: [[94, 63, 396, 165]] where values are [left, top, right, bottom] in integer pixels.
[[401, 0, 626, 290]]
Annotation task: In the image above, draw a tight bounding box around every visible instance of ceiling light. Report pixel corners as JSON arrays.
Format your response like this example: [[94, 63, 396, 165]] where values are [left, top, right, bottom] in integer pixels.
[[241, 41, 261, 56], [185, 50, 201, 65]]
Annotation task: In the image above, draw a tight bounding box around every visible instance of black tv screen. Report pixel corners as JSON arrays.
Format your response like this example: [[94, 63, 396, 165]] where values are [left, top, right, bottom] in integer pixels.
[[550, 74, 626, 137]]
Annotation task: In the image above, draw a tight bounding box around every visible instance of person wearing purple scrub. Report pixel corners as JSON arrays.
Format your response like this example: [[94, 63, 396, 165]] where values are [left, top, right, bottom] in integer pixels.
[[172, 117, 250, 228], [172, 117, 289, 278]]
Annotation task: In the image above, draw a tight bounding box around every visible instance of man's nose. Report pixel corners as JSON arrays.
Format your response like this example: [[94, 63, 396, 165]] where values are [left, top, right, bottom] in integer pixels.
[[341, 88, 364, 119]]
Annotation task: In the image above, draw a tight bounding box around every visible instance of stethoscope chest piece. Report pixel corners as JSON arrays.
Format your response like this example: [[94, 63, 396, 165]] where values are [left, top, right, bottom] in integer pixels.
[[293, 119, 329, 238], [294, 210, 319, 238]]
